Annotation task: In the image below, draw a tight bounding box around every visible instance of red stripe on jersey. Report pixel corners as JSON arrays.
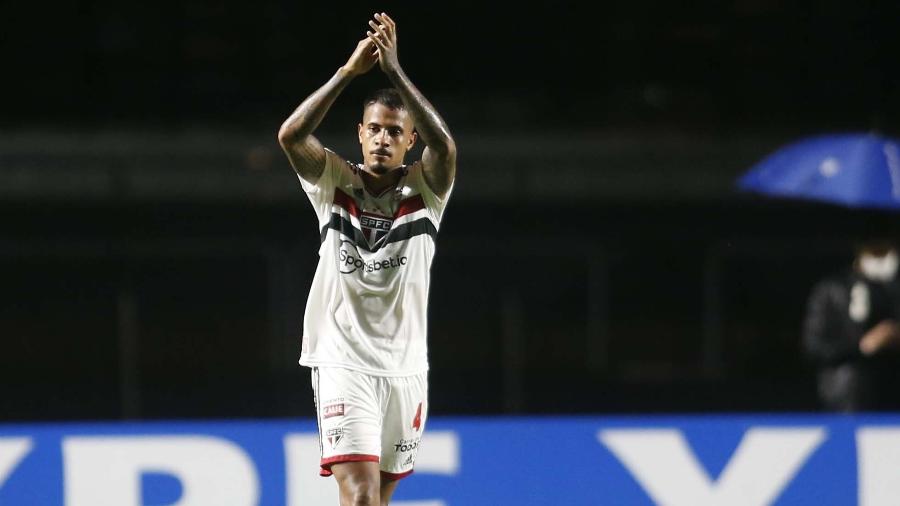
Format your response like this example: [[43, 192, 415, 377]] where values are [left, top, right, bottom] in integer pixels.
[[395, 195, 425, 219], [333, 189, 361, 218]]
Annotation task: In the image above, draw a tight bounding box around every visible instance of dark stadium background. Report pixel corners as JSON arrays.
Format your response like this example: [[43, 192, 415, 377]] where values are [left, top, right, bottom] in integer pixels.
[[2, 1, 899, 420]]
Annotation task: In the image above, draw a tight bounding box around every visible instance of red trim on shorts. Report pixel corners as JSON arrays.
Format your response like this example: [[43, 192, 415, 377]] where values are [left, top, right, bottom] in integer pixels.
[[381, 469, 415, 481], [319, 454, 380, 477]]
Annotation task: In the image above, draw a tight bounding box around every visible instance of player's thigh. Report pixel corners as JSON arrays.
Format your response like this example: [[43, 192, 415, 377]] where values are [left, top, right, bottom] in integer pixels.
[[313, 367, 383, 470], [380, 371, 428, 479]]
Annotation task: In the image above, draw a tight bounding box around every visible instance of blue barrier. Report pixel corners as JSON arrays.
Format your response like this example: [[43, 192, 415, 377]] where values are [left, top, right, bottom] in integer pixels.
[[1, 415, 899, 505]]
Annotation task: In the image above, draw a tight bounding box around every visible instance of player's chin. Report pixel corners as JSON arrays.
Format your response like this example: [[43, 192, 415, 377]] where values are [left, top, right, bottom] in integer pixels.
[[367, 161, 398, 175], [367, 162, 389, 175]]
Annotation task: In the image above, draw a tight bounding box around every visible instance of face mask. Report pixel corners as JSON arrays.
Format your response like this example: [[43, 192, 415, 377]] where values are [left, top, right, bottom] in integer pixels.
[[859, 250, 899, 282]]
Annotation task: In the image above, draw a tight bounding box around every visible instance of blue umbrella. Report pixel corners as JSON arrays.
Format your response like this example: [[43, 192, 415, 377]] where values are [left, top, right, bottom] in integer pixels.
[[737, 133, 900, 211]]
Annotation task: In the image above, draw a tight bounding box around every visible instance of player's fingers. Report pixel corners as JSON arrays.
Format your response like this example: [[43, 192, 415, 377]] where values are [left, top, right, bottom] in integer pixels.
[[373, 13, 387, 30], [378, 12, 396, 31], [366, 31, 386, 50], [376, 14, 395, 37], [355, 38, 375, 57], [375, 14, 395, 40], [368, 19, 388, 40]]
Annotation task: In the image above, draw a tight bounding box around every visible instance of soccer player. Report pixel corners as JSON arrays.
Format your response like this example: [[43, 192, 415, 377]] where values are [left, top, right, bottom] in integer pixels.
[[276, 12, 456, 506]]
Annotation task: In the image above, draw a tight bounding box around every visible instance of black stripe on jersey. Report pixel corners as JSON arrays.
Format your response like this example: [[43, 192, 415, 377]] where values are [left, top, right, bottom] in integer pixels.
[[383, 217, 437, 246], [320, 214, 436, 252], [320, 214, 370, 250]]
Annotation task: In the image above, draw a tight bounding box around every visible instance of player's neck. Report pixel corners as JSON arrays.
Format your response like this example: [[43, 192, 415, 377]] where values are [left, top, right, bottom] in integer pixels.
[[360, 167, 402, 197]]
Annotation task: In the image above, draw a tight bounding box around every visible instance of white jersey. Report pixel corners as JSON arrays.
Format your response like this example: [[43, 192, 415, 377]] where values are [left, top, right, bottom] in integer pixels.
[[298, 149, 451, 376]]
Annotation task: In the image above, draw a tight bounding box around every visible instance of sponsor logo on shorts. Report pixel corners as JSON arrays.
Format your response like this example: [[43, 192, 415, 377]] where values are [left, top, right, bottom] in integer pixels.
[[326, 427, 346, 449], [339, 240, 408, 274], [322, 397, 345, 419], [394, 437, 420, 453], [323, 403, 345, 419]]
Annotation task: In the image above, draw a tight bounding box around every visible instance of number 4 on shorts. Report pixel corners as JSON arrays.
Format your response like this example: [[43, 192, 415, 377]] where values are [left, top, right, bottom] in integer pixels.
[[413, 402, 422, 432]]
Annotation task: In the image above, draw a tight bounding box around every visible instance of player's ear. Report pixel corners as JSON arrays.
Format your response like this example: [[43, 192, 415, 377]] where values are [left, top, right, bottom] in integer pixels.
[[407, 130, 417, 149], [358, 123, 364, 144]]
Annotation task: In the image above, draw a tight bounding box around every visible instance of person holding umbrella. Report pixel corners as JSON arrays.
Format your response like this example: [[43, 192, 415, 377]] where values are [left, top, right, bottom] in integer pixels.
[[738, 132, 900, 411]]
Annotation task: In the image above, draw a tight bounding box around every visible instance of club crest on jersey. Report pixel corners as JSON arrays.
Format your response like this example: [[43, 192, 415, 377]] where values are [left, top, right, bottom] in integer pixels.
[[360, 212, 393, 244]]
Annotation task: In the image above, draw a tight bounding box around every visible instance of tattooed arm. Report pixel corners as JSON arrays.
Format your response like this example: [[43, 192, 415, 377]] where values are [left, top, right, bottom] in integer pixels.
[[366, 12, 457, 198]]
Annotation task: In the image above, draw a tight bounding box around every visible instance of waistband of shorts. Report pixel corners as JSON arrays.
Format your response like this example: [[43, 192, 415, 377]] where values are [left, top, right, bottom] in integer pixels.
[[299, 358, 429, 377]]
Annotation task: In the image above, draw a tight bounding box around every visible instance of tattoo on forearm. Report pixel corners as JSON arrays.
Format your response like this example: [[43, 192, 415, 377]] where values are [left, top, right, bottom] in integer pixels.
[[387, 69, 453, 152], [282, 71, 352, 141]]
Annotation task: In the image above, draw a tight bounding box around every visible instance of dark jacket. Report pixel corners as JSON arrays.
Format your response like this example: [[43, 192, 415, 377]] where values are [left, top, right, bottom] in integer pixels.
[[802, 270, 900, 411]]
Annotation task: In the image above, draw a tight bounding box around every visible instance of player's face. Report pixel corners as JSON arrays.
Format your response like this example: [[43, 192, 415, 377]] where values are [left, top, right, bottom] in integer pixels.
[[358, 103, 416, 175]]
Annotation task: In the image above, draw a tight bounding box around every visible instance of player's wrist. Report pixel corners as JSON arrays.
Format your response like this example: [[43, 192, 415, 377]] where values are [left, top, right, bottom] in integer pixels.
[[383, 64, 403, 78], [337, 66, 359, 79]]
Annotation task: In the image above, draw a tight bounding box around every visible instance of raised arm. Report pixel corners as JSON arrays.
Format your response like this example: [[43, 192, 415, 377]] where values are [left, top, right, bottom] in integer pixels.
[[367, 12, 457, 198], [277, 38, 378, 184]]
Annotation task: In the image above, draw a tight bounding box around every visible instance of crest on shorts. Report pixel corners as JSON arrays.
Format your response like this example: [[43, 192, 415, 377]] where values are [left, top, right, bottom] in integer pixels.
[[326, 427, 346, 449], [412, 402, 423, 432]]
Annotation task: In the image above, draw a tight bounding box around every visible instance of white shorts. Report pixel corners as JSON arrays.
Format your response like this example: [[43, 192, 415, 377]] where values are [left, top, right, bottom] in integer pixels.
[[311, 366, 428, 481]]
